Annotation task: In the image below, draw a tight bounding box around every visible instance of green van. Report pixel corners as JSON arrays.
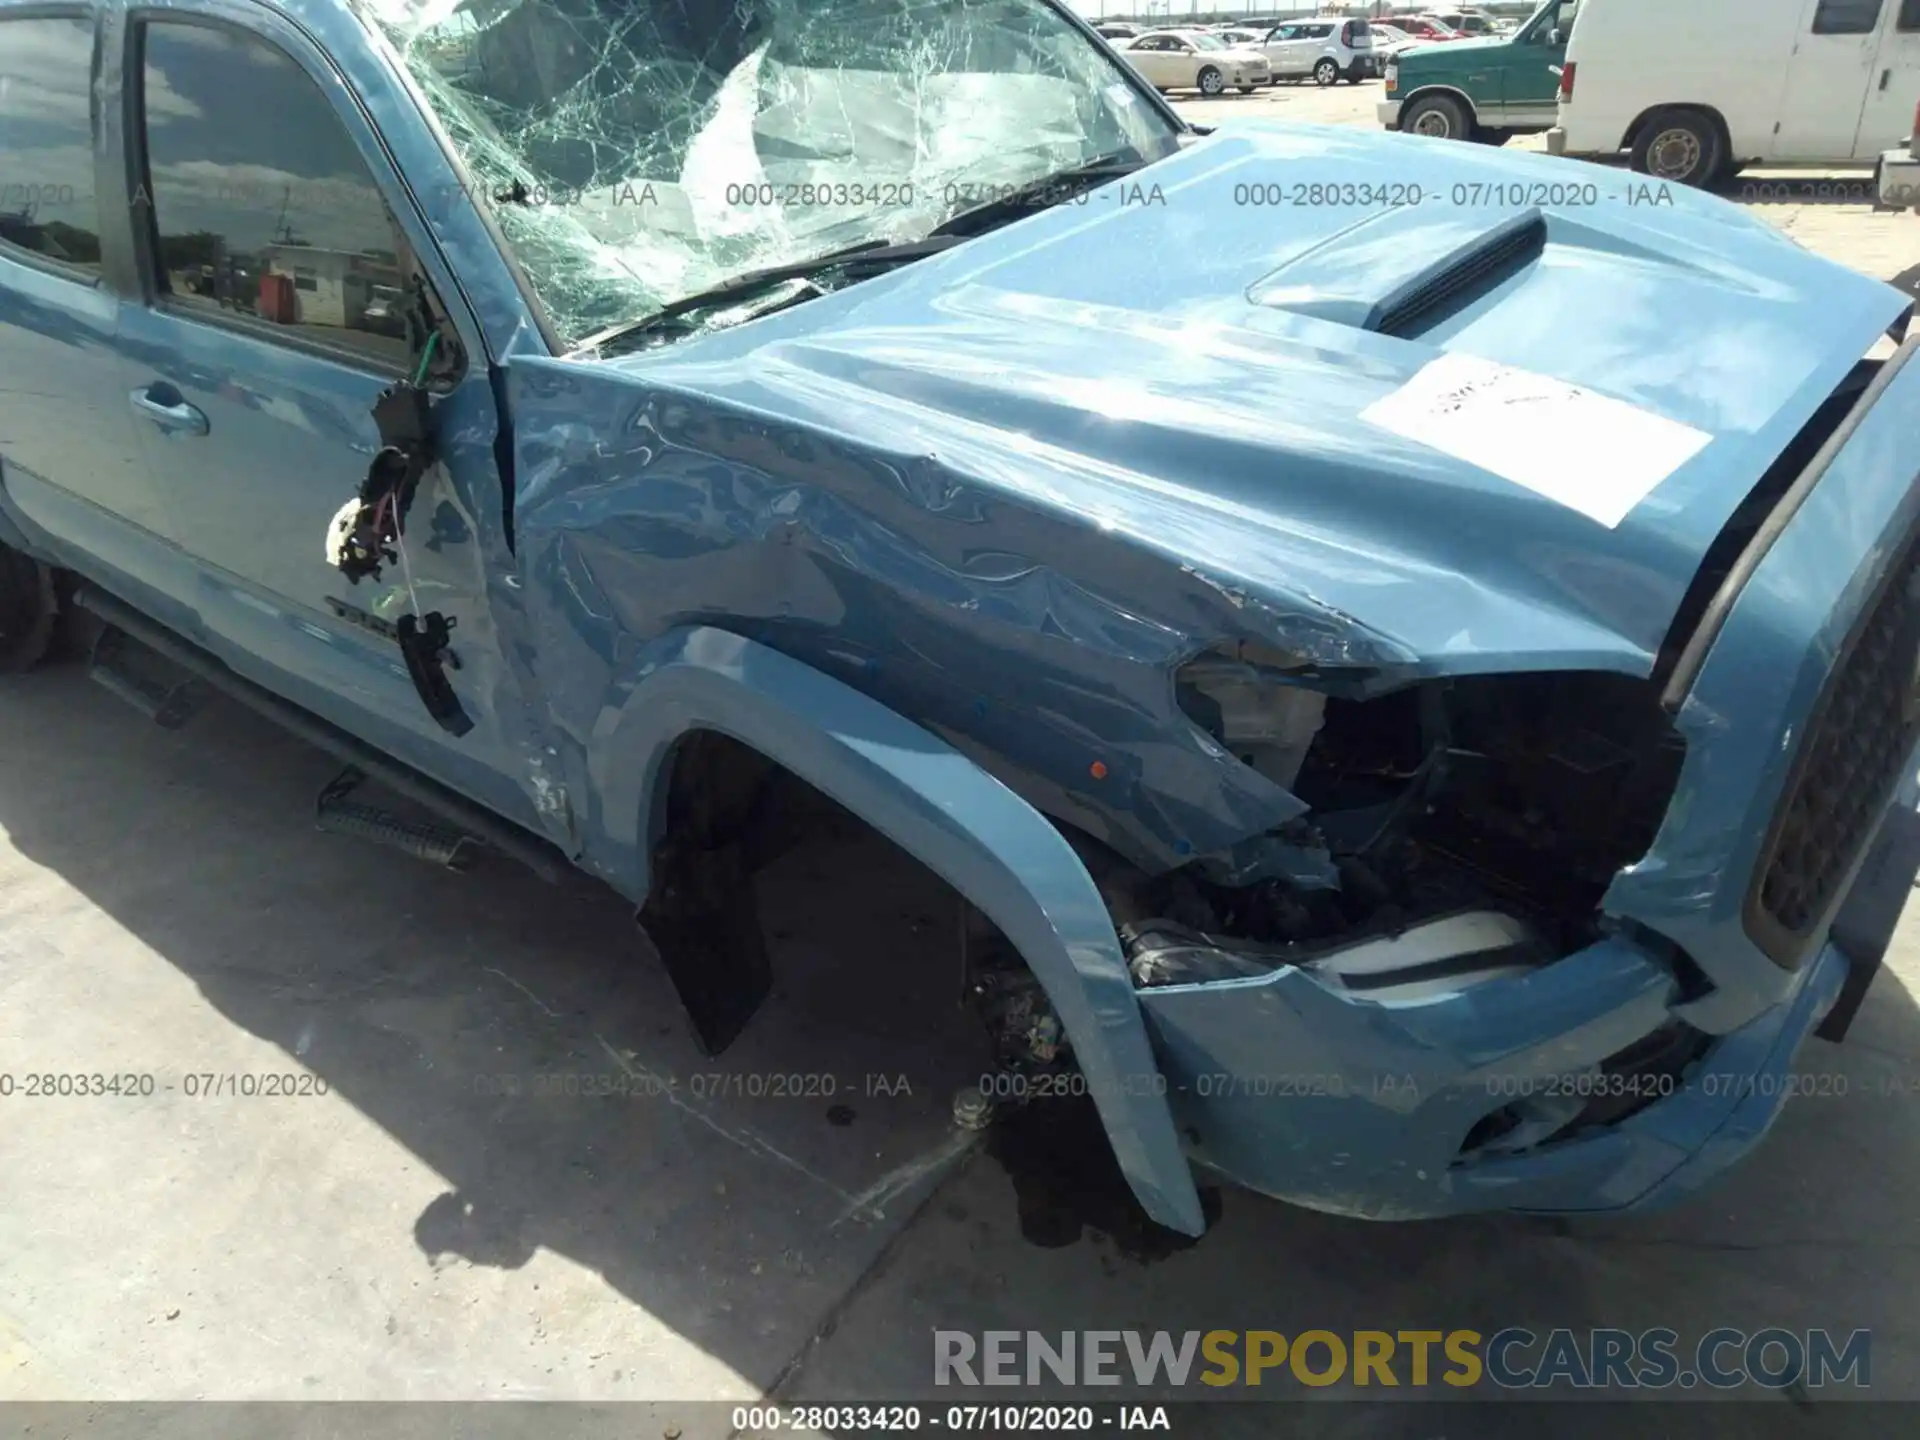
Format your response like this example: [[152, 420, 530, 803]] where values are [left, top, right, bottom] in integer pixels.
[[1377, 0, 1580, 143]]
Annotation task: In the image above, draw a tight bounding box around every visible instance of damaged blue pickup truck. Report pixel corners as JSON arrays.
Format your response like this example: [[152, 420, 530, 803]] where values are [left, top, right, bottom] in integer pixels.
[[5, 0, 1920, 1239]]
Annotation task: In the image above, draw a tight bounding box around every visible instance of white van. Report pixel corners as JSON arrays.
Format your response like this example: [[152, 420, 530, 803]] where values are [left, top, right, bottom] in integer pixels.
[[1548, 0, 1920, 185]]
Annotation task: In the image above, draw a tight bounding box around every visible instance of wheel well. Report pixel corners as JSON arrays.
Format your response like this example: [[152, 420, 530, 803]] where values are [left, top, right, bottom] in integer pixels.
[[1399, 86, 1478, 124], [1622, 103, 1731, 158], [644, 729, 1059, 1063], [644, 734, 1213, 1247]]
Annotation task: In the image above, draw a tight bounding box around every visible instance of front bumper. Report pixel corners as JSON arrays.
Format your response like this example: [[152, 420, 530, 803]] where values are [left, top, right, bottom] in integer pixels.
[[1133, 337, 1920, 1220], [1376, 99, 1402, 129], [1139, 926, 1852, 1218]]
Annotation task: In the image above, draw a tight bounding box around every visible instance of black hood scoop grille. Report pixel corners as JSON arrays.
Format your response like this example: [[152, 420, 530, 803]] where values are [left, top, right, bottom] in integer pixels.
[[1370, 209, 1547, 338], [1248, 206, 1548, 339]]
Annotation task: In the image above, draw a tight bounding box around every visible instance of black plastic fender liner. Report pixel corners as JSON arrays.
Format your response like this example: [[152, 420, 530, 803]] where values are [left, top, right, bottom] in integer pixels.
[[0, 498, 45, 561], [638, 837, 771, 1058], [0, 541, 57, 673], [70, 584, 567, 883]]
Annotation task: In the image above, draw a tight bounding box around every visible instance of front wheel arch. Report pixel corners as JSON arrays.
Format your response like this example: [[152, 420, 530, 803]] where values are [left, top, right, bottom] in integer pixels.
[[602, 627, 1208, 1236]]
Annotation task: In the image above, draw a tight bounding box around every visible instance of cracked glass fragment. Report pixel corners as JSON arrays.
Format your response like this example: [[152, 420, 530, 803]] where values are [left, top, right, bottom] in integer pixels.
[[364, 0, 1180, 348]]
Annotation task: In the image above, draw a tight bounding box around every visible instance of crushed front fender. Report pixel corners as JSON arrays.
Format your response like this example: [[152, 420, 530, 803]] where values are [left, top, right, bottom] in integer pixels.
[[535, 623, 1209, 1236]]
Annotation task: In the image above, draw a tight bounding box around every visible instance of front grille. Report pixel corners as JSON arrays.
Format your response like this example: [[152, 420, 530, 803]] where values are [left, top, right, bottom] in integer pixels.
[[1747, 522, 1920, 965]]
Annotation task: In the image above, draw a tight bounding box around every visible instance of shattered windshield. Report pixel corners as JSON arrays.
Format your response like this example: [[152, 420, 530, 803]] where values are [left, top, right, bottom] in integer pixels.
[[365, 0, 1181, 350]]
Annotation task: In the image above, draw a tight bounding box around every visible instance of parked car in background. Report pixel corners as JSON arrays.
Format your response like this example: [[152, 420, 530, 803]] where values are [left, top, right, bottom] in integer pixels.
[[1094, 22, 1139, 41], [1550, 0, 1920, 186], [1259, 17, 1380, 85], [1381, 0, 1578, 142], [1391, 16, 1467, 41], [1115, 30, 1273, 95], [1878, 96, 1920, 211], [1428, 10, 1502, 36], [1368, 23, 1418, 54]]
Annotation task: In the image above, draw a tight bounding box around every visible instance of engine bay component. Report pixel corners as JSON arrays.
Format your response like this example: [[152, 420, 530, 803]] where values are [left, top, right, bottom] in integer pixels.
[[1125, 908, 1546, 996], [1177, 647, 1326, 791], [1127, 671, 1688, 993]]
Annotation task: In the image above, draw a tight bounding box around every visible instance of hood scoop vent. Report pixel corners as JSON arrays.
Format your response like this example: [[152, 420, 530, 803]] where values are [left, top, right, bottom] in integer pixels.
[[1372, 209, 1546, 337], [1249, 207, 1548, 340]]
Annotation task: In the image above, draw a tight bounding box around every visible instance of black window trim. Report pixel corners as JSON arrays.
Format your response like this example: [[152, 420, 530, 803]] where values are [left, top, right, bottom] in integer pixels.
[[0, 6, 107, 289], [1811, 0, 1887, 35], [123, 8, 461, 384]]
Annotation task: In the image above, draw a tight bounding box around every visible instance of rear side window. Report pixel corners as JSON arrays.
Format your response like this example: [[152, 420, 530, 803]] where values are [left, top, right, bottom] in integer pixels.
[[0, 16, 101, 275], [1812, 0, 1884, 33], [1901, 0, 1920, 28], [136, 21, 417, 369]]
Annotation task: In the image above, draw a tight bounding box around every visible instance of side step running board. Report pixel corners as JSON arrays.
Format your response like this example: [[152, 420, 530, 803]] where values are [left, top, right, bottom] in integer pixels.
[[316, 765, 478, 870], [88, 623, 207, 729], [71, 586, 567, 883]]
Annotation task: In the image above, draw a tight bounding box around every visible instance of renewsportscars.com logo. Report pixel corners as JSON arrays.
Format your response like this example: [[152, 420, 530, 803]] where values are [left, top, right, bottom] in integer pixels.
[[933, 1328, 1871, 1391]]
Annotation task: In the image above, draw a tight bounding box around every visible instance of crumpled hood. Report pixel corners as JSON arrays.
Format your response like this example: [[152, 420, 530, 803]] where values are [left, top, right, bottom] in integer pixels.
[[602, 123, 1910, 675]]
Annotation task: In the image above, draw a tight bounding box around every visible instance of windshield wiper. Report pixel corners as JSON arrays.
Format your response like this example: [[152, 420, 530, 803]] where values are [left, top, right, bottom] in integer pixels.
[[571, 235, 965, 356], [572, 153, 1155, 357], [927, 152, 1149, 239]]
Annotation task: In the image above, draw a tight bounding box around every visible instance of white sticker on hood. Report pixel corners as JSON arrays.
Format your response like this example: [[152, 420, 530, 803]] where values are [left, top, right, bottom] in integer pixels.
[[1359, 353, 1713, 528]]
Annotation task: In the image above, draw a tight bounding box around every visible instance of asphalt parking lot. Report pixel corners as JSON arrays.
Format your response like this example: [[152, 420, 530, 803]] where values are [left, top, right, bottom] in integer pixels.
[[4, 78, 1920, 1440]]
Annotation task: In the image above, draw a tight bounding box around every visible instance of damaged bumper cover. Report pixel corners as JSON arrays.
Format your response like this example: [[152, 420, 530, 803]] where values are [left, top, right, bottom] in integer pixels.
[[1133, 917, 1850, 1219], [1120, 337, 1920, 1221]]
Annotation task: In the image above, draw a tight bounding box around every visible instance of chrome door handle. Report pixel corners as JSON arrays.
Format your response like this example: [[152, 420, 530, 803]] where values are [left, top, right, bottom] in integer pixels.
[[129, 387, 209, 437]]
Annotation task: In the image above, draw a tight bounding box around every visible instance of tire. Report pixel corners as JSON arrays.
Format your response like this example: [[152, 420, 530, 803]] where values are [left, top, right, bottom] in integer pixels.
[[0, 542, 56, 673], [1314, 58, 1339, 87], [1198, 66, 1225, 97], [1630, 108, 1722, 188], [1400, 93, 1472, 141]]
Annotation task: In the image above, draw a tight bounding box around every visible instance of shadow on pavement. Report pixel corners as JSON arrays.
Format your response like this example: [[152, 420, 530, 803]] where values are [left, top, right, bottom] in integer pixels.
[[3, 658, 1920, 1429]]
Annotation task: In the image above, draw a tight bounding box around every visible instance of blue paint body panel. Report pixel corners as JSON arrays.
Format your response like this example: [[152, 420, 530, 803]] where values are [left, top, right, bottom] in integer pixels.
[[3, 0, 1917, 1237]]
